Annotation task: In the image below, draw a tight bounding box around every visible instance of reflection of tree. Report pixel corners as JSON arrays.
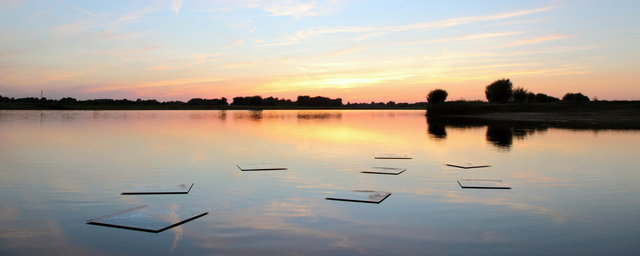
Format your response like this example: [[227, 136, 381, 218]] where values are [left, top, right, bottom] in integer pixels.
[[426, 117, 484, 140], [426, 119, 447, 139], [513, 127, 545, 139], [486, 126, 513, 149], [426, 116, 549, 150], [486, 125, 547, 150], [249, 110, 263, 121], [296, 112, 342, 120]]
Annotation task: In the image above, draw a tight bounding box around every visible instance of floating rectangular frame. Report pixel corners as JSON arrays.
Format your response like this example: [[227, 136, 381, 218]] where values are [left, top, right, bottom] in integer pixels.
[[237, 163, 288, 171], [361, 167, 406, 175], [121, 183, 194, 195], [457, 179, 511, 189], [446, 163, 491, 169], [374, 154, 412, 159], [326, 190, 392, 204], [86, 205, 209, 233]]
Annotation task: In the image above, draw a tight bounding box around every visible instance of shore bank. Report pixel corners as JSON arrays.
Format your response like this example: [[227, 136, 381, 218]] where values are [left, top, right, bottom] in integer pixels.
[[426, 101, 640, 129], [445, 111, 640, 128]]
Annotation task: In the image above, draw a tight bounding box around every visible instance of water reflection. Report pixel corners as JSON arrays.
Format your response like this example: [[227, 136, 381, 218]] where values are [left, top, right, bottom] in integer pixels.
[[485, 126, 514, 149], [427, 117, 562, 150], [1, 110, 639, 255], [427, 121, 446, 140], [296, 112, 342, 121], [228, 110, 343, 122]]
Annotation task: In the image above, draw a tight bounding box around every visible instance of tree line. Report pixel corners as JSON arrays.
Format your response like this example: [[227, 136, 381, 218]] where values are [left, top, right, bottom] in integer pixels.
[[0, 95, 341, 107], [0, 94, 426, 109], [427, 78, 591, 104]]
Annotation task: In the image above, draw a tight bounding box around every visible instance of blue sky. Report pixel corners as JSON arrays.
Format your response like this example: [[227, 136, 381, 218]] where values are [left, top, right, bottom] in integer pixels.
[[0, 0, 638, 102]]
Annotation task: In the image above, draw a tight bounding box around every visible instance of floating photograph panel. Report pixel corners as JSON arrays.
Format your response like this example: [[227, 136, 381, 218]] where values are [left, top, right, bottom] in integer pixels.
[[87, 205, 208, 233], [458, 179, 511, 189], [374, 154, 412, 159], [326, 190, 391, 204], [361, 167, 406, 175], [121, 183, 194, 195], [237, 163, 288, 171], [445, 162, 491, 169]]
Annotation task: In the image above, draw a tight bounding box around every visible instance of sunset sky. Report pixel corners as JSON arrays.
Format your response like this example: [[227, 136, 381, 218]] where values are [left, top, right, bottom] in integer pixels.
[[0, 0, 638, 102]]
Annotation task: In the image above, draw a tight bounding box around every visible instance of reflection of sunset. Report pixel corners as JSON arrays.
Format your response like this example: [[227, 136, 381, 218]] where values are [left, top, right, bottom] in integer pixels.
[[1, 110, 640, 254]]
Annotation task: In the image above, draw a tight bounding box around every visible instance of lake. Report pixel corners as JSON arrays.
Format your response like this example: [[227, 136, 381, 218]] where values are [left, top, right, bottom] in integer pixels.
[[1, 110, 639, 255]]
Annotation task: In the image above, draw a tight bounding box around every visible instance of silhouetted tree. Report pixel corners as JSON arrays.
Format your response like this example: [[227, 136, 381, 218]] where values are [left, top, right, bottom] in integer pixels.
[[15, 97, 41, 103], [188, 98, 228, 105], [232, 96, 263, 105], [59, 97, 78, 104], [562, 92, 590, 102], [512, 87, 530, 103], [296, 96, 342, 107], [535, 93, 560, 102], [485, 79, 513, 103], [262, 97, 292, 106], [427, 89, 448, 104]]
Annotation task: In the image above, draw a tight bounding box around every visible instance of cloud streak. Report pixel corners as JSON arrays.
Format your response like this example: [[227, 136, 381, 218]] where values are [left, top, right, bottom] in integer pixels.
[[290, 6, 555, 40], [65, 1, 97, 16], [170, 0, 183, 15], [234, 0, 351, 18], [146, 53, 220, 71], [507, 34, 575, 46]]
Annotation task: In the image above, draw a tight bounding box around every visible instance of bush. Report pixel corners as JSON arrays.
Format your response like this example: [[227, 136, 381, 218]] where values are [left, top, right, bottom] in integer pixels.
[[485, 79, 513, 103], [427, 89, 448, 104], [562, 92, 590, 102]]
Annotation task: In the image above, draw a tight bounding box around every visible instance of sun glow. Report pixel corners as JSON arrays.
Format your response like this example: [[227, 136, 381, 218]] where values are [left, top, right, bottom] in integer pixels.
[[0, 1, 638, 101]]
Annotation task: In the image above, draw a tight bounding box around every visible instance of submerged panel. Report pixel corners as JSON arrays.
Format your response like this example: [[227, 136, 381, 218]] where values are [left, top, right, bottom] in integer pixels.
[[446, 163, 491, 169], [326, 190, 391, 204], [87, 205, 208, 233], [121, 183, 194, 195], [237, 163, 288, 171], [457, 179, 511, 189], [374, 154, 412, 159], [361, 167, 406, 175]]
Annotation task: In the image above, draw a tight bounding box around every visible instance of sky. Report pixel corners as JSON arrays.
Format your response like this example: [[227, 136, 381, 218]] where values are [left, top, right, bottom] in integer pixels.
[[0, 0, 638, 102]]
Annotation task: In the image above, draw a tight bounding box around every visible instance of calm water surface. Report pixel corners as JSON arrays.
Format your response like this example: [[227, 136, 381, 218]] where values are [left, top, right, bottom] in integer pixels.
[[1, 110, 639, 255]]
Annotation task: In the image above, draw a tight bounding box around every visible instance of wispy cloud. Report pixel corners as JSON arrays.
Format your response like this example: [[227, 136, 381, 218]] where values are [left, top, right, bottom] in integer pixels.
[[0, 0, 23, 9], [146, 53, 220, 71], [229, 39, 245, 47], [405, 31, 524, 46], [254, 0, 317, 17], [487, 19, 545, 27], [0, 67, 83, 86], [170, 0, 183, 15], [507, 34, 575, 46], [116, 0, 184, 26], [65, 1, 96, 16], [86, 77, 228, 93], [262, 71, 415, 92], [290, 6, 554, 40], [116, 5, 158, 25], [236, 0, 350, 18], [195, 7, 233, 13], [55, 21, 94, 35]]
